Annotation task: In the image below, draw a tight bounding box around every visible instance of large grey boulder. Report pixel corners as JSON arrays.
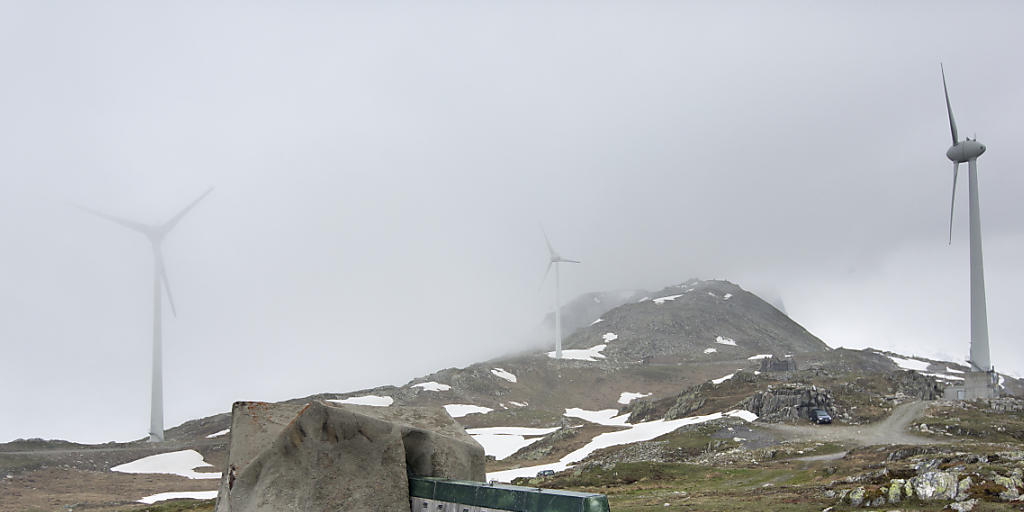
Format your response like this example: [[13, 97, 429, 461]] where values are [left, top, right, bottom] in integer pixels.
[[215, 400, 485, 512]]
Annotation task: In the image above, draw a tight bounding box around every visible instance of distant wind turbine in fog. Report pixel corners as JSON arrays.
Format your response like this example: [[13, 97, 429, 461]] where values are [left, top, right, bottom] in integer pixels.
[[941, 65, 992, 375], [541, 229, 579, 360], [79, 188, 213, 442]]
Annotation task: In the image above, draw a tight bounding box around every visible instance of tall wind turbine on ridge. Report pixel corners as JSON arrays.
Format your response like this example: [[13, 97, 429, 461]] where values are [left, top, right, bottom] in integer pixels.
[[81, 188, 213, 442], [942, 65, 992, 374], [541, 229, 579, 359]]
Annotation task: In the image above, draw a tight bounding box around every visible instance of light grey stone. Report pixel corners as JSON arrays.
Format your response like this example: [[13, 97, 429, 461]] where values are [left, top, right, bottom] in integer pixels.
[[216, 400, 485, 512], [910, 471, 958, 501]]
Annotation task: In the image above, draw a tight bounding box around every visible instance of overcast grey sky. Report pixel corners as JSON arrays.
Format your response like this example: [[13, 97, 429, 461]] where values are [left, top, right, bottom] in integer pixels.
[[2, 1, 1022, 443]]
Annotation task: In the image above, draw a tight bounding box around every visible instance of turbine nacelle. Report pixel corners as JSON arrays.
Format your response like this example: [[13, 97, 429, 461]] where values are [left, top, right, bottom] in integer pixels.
[[947, 139, 986, 163]]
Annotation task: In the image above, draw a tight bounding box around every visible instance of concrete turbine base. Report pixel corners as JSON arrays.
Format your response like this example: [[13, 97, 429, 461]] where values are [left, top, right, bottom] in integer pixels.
[[943, 370, 999, 400]]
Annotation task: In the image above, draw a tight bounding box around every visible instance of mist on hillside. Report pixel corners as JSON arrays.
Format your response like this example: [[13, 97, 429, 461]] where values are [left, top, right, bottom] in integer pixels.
[[2, 1, 1023, 443]]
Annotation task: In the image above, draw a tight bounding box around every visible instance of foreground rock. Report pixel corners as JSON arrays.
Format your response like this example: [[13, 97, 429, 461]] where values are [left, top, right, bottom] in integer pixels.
[[216, 400, 485, 512]]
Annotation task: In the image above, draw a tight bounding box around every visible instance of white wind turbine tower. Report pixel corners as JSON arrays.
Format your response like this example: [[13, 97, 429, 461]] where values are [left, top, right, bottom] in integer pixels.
[[81, 188, 213, 442], [541, 230, 579, 359], [941, 65, 998, 399]]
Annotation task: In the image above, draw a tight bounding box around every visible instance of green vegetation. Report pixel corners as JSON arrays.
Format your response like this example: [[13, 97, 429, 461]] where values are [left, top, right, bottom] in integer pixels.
[[915, 401, 1024, 443]]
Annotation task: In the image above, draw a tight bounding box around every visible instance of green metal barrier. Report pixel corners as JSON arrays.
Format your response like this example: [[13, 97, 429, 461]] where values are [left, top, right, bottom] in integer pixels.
[[409, 476, 611, 512]]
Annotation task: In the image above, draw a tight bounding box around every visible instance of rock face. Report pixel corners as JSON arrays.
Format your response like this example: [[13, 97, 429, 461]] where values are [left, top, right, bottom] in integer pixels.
[[887, 371, 945, 400], [739, 385, 833, 422], [215, 401, 485, 512], [759, 355, 797, 373]]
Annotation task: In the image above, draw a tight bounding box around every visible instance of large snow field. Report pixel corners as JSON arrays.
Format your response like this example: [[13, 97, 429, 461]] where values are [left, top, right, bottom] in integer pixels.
[[443, 404, 494, 418], [652, 294, 683, 304], [487, 409, 758, 482], [412, 381, 451, 391], [328, 395, 393, 407], [548, 344, 606, 361], [111, 450, 220, 479], [465, 426, 559, 460], [139, 490, 219, 504]]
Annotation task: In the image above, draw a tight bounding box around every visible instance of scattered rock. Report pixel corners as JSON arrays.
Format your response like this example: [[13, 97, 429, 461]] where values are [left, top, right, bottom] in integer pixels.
[[847, 486, 865, 506], [911, 471, 958, 501], [949, 498, 978, 512]]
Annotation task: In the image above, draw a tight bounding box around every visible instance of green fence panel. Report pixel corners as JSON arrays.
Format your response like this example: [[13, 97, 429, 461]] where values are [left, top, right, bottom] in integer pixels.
[[408, 476, 611, 512]]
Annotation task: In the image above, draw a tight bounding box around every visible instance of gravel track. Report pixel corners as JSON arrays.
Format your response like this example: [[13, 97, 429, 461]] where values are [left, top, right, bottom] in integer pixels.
[[761, 401, 935, 446]]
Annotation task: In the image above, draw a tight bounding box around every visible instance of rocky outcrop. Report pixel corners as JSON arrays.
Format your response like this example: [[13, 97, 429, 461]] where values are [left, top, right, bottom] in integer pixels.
[[506, 426, 581, 461], [216, 401, 485, 512], [663, 389, 707, 421], [886, 370, 944, 400], [758, 355, 797, 373], [830, 461, 1024, 509], [739, 384, 832, 422]]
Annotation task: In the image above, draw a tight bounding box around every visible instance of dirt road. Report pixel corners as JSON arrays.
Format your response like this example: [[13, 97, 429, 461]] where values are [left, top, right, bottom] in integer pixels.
[[761, 401, 935, 446]]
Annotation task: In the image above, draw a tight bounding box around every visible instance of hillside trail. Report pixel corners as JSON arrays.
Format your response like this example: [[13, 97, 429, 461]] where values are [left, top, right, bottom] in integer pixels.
[[760, 401, 935, 448]]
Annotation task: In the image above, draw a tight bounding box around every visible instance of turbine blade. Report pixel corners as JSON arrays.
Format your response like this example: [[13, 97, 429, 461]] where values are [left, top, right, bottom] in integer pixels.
[[941, 64, 959, 145], [564, 258, 581, 264], [162, 187, 214, 233], [540, 225, 555, 257], [157, 252, 177, 317], [539, 261, 553, 291], [948, 161, 960, 245], [76, 204, 150, 234]]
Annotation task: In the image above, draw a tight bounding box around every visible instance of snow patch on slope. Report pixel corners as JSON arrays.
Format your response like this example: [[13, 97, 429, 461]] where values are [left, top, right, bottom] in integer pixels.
[[487, 410, 758, 482], [205, 429, 229, 439], [139, 491, 219, 504], [564, 408, 630, 426], [548, 345, 607, 361], [491, 368, 517, 383], [412, 381, 451, 392], [329, 395, 393, 407], [711, 373, 735, 385], [112, 450, 220, 480], [887, 354, 931, 372], [618, 392, 651, 405], [715, 336, 737, 346], [466, 427, 560, 460], [443, 404, 493, 418]]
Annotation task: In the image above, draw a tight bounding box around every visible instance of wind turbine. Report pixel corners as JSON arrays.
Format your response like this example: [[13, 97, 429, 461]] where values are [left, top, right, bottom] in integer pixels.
[[942, 65, 992, 376], [80, 188, 213, 442], [541, 229, 579, 359]]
